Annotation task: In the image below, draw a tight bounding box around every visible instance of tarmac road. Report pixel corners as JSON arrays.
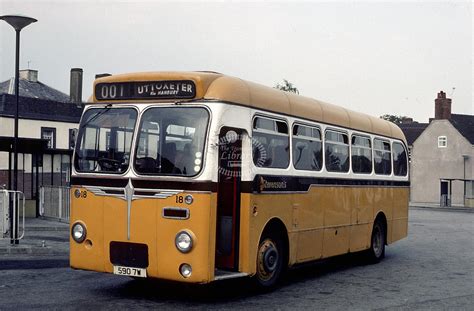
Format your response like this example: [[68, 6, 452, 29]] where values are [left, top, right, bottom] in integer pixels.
[[0, 207, 472, 310]]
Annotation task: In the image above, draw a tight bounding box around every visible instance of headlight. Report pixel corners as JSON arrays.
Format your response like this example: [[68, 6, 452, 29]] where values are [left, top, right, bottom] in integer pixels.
[[179, 263, 192, 278], [175, 231, 193, 253], [71, 222, 86, 243]]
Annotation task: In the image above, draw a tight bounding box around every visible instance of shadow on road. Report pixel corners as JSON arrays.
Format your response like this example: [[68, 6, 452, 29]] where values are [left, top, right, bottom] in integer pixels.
[[99, 251, 387, 303], [0, 258, 69, 270], [283, 251, 379, 286]]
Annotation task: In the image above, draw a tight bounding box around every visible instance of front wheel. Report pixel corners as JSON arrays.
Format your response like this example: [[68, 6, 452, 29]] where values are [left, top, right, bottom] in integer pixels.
[[254, 234, 285, 289], [366, 219, 386, 263]]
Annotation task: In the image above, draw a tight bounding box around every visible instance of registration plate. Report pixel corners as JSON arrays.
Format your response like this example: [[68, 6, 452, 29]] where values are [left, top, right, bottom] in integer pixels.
[[113, 266, 147, 278]]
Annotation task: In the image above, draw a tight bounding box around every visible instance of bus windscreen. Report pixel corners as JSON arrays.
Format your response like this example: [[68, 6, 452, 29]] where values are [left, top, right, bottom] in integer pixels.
[[74, 107, 137, 174], [133, 107, 209, 177]]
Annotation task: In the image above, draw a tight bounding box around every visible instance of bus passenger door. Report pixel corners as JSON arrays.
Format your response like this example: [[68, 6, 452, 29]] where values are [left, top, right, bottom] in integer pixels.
[[216, 127, 242, 270]]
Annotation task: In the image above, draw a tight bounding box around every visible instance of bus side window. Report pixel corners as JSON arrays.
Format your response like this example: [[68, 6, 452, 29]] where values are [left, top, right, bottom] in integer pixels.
[[351, 135, 372, 174], [292, 124, 322, 171], [392, 142, 408, 176], [325, 130, 349, 173], [252, 117, 289, 168], [374, 138, 392, 175]]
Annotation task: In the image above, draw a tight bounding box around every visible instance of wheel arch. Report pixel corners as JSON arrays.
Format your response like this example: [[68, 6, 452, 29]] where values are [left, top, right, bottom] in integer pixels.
[[374, 211, 388, 245], [259, 217, 290, 267]]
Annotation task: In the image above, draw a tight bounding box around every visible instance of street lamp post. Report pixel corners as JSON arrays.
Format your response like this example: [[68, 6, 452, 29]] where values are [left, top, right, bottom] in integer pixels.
[[0, 15, 37, 244]]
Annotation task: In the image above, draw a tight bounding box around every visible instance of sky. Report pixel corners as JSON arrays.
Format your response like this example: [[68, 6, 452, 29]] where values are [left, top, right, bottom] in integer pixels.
[[0, 0, 472, 123]]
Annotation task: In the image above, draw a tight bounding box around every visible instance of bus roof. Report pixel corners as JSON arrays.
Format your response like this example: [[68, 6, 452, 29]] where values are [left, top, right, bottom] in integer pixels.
[[93, 71, 406, 142]]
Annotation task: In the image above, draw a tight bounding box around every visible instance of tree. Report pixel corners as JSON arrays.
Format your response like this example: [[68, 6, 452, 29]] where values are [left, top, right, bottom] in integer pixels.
[[380, 114, 412, 124], [275, 79, 299, 94]]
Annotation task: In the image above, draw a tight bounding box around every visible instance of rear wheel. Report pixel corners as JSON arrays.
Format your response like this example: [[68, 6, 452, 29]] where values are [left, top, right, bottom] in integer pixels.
[[254, 233, 285, 289], [366, 219, 386, 263]]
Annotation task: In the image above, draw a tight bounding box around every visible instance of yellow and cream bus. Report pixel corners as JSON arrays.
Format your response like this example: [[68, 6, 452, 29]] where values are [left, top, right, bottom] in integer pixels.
[[70, 71, 409, 288]]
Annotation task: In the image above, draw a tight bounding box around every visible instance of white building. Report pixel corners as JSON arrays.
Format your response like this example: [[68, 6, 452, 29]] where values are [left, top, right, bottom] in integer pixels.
[[400, 91, 473, 207], [0, 69, 83, 216]]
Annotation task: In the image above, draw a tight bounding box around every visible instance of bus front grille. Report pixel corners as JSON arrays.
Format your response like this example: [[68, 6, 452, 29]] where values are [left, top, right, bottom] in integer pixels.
[[109, 241, 149, 268]]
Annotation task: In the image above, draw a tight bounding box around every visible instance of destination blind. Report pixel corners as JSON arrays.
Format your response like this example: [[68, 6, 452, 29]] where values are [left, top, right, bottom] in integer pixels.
[[95, 80, 196, 100]]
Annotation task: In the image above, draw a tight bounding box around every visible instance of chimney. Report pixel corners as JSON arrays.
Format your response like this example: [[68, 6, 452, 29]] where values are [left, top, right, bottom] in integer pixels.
[[434, 91, 451, 120], [70, 68, 83, 106], [19, 69, 38, 83]]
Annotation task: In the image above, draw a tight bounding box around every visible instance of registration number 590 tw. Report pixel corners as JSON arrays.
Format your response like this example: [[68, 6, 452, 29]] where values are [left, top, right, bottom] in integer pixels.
[[113, 266, 147, 278]]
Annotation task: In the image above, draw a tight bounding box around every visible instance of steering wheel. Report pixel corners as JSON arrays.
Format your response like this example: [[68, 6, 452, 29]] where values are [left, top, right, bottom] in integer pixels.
[[98, 158, 122, 171]]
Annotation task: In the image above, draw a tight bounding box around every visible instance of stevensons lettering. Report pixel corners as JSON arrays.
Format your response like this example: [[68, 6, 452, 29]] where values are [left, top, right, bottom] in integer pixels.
[[264, 180, 287, 189], [95, 80, 196, 101], [258, 176, 288, 192]]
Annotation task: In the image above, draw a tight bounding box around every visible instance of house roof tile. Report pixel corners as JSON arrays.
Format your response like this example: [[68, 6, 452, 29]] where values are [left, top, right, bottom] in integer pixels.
[[398, 122, 429, 146], [0, 77, 69, 102], [450, 114, 474, 145]]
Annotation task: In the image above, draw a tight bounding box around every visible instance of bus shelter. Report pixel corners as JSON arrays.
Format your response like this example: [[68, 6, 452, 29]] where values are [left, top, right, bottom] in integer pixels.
[[0, 136, 73, 216], [439, 178, 474, 208]]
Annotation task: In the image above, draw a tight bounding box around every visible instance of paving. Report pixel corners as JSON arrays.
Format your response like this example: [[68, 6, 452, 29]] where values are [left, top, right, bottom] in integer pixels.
[[0, 207, 472, 309], [409, 202, 474, 213], [0, 217, 69, 256]]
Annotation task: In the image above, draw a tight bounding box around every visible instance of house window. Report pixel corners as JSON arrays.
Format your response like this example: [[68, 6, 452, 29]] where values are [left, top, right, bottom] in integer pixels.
[[41, 127, 56, 149], [438, 136, 447, 148], [69, 128, 78, 149], [466, 181, 474, 199], [105, 132, 111, 150]]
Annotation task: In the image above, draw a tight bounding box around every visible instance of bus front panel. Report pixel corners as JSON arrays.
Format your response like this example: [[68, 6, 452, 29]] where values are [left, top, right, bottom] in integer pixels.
[[70, 186, 218, 283]]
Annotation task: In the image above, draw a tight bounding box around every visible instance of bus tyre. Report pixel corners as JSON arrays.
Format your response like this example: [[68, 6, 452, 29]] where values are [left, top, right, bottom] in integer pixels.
[[254, 233, 285, 289], [366, 219, 386, 263]]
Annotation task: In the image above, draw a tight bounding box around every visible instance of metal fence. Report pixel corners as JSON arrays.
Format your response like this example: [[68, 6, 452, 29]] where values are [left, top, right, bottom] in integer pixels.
[[1, 189, 25, 240], [0, 190, 7, 237], [40, 186, 70, 222]]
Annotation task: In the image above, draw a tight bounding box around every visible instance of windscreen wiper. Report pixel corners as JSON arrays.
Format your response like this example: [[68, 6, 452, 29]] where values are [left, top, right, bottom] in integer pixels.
[[79, 104, 112, 129]]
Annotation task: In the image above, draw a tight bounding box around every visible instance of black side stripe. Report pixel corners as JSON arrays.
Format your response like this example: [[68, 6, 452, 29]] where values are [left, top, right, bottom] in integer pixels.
[[71, 177, 128, 188], [71, 176, 409, 193], [241, 175, 410, 193]]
